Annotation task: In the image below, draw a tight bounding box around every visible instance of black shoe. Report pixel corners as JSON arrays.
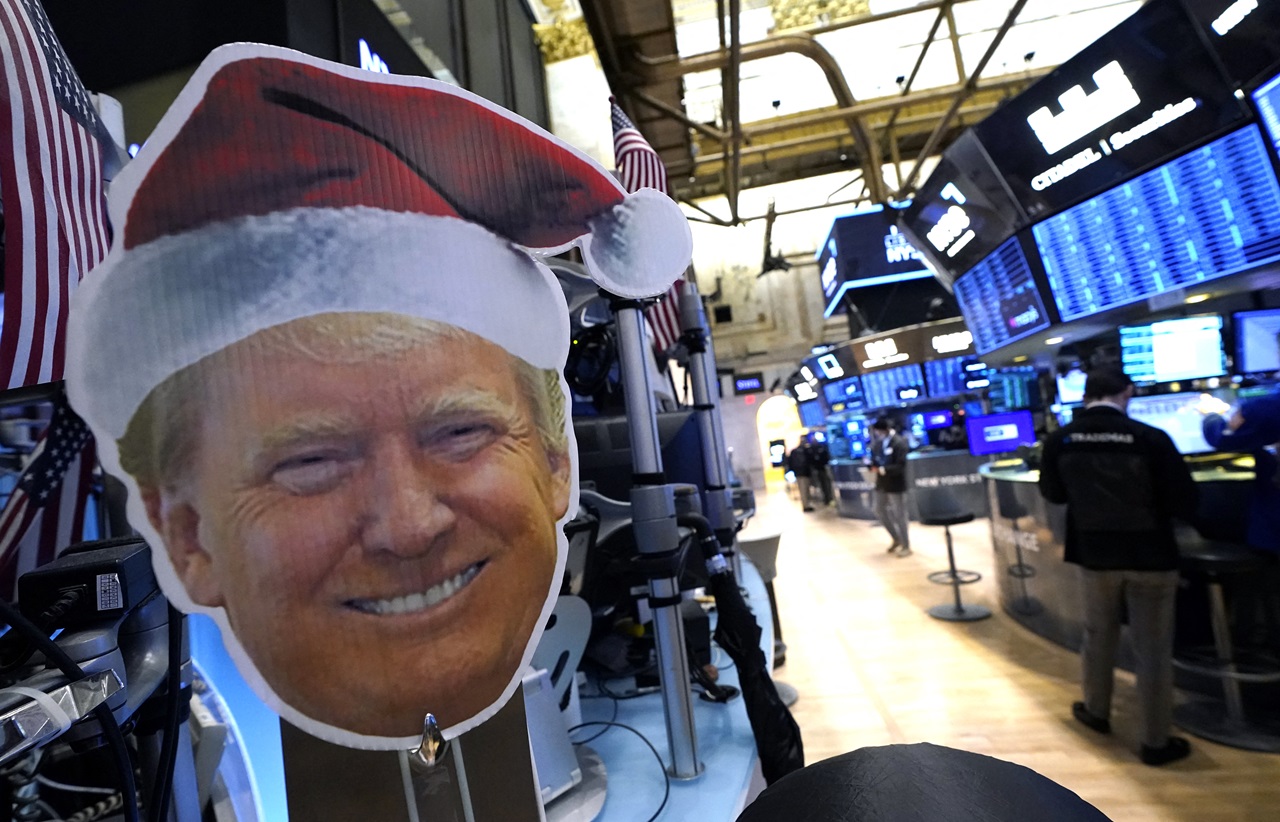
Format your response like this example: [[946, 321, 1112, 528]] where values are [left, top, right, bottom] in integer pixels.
[[803, 507, 815, 512], [886, 541, 901, 553], [1141, 736, 1190, 766], [1072, 702, 1111, 734]]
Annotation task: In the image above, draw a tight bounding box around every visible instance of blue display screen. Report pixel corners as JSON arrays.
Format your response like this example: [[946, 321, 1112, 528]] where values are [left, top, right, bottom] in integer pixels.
[[923, 409, 954, 430], [861, 364, 926, 409], [1119, 314, 1226, 384], [822, 375, 865, 410], [1033, 125, 1280, 321], [966, 410, 1037, 457], [798, 400, 826, 428], [1235, 307, 1280, 374], [924, 356, 972, 398], [1252, 72, 1280, 157], [953, 237, 1052, 354]]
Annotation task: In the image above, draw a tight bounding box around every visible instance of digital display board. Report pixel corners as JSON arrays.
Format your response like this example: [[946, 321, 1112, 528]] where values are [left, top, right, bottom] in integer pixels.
[[1120, 315, 1227, 384], [818, 207, 934, 317], [924, 356, 971, 398], [987, 367, 1043, 412], [923, 409, 955, 430], [1235, 307, 1280, 373], [801, 345, 859, 383], [1251, 70, 1280, 158], [966, 410, 1037, 457], [734, 372, 764, 394], [973, 0, 1246, 220], [798, 400, 827, 428], [953, 236, 1053, 354], [1127, 392, 1216, 453], [822, 375, 866, 412], [899, 131, 1026, 280], [1182, 0, 1280, 87], [1034, 125, 1280, 322], [849, 318, 972, 374], [862, 364, 926, 409]]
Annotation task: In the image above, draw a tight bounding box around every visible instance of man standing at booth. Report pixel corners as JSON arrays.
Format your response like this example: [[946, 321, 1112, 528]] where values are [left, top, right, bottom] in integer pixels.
[[1039, 368, 1197, 766], [869, 419, 910, 557]]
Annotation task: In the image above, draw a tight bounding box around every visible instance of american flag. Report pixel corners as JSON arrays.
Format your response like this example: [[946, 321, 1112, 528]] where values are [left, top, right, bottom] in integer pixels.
[[0, 0, 112, 388], [610, 98, 685, 356], [0, 390, 95, 600]]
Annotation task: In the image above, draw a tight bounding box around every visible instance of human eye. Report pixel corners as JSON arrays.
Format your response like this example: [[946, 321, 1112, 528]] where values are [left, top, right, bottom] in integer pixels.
[[423, 416, 504, 462], [270, 450, 357, 495]]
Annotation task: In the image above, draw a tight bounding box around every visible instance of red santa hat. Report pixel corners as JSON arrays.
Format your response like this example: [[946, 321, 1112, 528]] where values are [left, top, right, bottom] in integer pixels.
[[68, 45, 691, 439]]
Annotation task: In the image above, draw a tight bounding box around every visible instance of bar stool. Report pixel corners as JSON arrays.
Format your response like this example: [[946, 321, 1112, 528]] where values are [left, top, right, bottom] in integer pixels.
[[1174, 538, 1280, 752], [917, 488, 990, 622], [995, 481, 1041, 616]]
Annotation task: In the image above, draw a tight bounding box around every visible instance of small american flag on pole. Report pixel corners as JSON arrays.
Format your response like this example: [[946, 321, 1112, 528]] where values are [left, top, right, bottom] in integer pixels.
[[610, 98, 685, 356], [0, 391, 95, 600], [0, 0, 112, 388]]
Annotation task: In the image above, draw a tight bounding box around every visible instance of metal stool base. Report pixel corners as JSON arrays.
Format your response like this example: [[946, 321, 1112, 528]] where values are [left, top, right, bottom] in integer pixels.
[[1007, 564, 1036, 579], [928, 603, 992, 622], [1010, 596, 1044, 616], [1174, 700, 1280, 753], [928, 569, 981, 586]]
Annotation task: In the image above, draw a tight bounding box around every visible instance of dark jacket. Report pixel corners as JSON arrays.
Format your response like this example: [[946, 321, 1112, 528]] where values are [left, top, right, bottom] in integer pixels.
[[787, 444, 813, 478], [1039, 405, 1197, 571], [870, 433, 908, 493], [1204, 388, 1280, 552]]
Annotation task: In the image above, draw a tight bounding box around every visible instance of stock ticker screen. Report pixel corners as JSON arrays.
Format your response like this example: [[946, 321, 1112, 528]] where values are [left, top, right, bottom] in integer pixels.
[[1033, 125, 1280, 322], [861, 363, 926, 410], [952, 236, 1053, 354], [924, 356, 970, 398]]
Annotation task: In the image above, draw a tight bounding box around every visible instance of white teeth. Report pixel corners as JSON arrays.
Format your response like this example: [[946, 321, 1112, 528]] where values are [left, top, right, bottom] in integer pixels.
[[353, 564, 482, 616]]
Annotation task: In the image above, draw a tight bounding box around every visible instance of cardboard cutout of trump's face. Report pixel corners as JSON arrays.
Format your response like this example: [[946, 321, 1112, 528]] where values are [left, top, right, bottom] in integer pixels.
[[65, 44, 691, 749]]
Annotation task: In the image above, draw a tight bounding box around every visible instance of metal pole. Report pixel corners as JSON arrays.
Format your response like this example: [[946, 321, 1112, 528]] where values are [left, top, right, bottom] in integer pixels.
[[678, 285, 737, 557], [613, 302, 703, 779]]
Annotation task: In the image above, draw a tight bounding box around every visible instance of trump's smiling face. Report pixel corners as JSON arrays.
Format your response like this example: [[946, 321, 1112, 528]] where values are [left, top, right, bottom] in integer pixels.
[[145, 318, 571, 737]]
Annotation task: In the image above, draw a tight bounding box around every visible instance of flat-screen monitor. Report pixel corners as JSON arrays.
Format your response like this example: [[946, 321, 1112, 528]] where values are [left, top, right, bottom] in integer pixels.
[[574, 411, 706, 501], [966, 410, 1037, 457], [1127, 392, 1216, 454], [987, 367, 1044, 412], [818, 206, 934, 317], [1120, 315, 1227, 384], [1235, 307, 1280, 374], [823, 375, 865, 412], [1034, 125, 1280, 322], [798, 400, 826, 429], [1056, 368, 1087, 404], [953, 235, 1053, 354], [861, 363, 927, 409], [925, 356, 971, 398], [972, 0, 1246, 220], [922, 409, 954, 430]]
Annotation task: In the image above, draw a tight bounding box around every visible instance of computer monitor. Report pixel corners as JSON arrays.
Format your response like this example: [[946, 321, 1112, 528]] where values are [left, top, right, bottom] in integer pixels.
[[922, 409, 954, 430], [574, 411, 706, 500], [1119, 315, 1227, 385], [798, 400, 826, 429], [1235, 308, 1280, 375], [1126, 393, 1215, 454], [966, 410, 1036, 457]]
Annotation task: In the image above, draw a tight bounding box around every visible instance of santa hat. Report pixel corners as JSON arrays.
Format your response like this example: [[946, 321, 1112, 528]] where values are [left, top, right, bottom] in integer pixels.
[[68, 45, 691, 440]]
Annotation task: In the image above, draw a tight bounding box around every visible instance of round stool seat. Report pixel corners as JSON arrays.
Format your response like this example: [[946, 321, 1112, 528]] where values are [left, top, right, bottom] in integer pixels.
[[1180, 539, 1268, 576], [920, 512, 975, 527]]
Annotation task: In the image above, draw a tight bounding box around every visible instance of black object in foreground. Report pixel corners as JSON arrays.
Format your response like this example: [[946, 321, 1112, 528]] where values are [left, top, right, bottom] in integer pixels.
[[737, 743, 1112, 822]]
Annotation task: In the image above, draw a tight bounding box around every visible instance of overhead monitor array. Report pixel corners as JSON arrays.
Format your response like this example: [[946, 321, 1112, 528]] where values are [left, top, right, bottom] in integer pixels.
[[904, 0, 1280, 356]]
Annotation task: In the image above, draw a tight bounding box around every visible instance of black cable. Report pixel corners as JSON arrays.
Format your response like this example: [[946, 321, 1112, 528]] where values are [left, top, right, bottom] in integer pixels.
[[0, 588, 83, 672], [565, 721, 670, 822], [0, 598, 139, 822], [570, 694, 619, 744], [596, 678, 660, 701], [146, 606, 183, 822]]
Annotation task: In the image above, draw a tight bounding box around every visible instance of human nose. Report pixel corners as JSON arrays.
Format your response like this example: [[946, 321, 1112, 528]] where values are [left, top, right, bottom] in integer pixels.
[[361, 442, 457, 557]]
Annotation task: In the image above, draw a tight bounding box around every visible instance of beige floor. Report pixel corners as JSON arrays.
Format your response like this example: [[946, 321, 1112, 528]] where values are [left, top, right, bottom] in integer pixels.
[[742, 489, 1280, 822]]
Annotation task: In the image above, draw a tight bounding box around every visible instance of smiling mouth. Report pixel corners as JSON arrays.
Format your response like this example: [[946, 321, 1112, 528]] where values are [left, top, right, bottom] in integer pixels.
[[346, 561, 486, 616]]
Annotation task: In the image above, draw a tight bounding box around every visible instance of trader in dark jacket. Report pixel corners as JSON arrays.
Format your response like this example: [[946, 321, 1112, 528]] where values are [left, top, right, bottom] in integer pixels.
[[1039, 368, 1197, 766], [869, 418, 911, 556]]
